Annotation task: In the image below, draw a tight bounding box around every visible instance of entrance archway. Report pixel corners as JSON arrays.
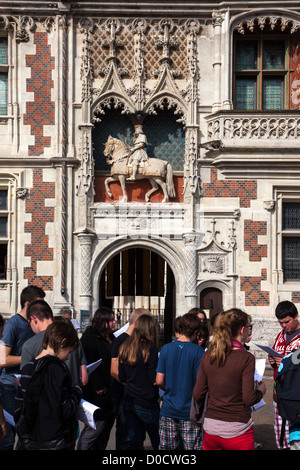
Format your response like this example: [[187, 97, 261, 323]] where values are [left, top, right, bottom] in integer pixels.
[[99, 248, 176, 343]]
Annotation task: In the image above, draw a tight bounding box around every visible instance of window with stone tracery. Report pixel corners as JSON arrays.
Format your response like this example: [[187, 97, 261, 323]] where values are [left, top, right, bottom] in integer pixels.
[[233, 28, 300, 110]]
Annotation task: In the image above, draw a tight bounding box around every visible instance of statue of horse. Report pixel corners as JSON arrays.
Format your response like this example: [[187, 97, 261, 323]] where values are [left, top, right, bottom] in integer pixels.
[[103, 135, 176, 203]]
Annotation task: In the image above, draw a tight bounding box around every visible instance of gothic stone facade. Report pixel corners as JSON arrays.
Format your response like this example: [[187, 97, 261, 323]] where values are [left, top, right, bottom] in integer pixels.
[[0, 1, 300, 349]]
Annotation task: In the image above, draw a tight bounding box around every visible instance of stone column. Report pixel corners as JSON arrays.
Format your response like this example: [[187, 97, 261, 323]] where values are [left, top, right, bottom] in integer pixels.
[[183, 231, 198, 310], [76, 231, 95, 314], [212, 10, 224, 112]]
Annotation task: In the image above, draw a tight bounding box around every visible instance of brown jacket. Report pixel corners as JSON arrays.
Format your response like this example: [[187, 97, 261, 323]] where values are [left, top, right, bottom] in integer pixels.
[[193, 349, 263, 424]]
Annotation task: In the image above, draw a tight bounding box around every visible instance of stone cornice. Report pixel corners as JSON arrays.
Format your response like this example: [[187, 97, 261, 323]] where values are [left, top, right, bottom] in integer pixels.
[[1, 1, 299, 19]]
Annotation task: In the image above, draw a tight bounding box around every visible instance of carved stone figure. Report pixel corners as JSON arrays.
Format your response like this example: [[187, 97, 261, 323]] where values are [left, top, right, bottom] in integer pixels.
[[127, 125, 149, 180], [103, 131, 176, 203]]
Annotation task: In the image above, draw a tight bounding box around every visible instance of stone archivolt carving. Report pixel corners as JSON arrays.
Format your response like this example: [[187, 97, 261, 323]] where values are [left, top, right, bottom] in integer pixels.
[[235, 14, 300, 34], [0, 14, 35, 42]]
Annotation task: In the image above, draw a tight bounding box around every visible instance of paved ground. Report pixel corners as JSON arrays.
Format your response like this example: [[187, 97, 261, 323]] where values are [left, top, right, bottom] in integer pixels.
[[252, 368, 277, 450]]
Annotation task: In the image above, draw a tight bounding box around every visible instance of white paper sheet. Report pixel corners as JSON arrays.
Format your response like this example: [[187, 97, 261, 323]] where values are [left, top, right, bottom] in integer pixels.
[[76, 399, 101, 429], [251, 358, 266, 411], [114, 322, 129, 338], [252, 343, 283, 358], [3, 410, 15, 427], [86, 358, 102, 374]]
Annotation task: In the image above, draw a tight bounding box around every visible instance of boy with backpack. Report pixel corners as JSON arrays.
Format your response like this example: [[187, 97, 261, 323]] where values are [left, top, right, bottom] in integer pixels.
[[269, 300, 300, 449], [14, 320, 82, 450], [275, 348, 300, 450]]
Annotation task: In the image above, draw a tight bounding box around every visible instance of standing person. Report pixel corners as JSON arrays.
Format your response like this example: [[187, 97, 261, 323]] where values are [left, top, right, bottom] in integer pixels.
[[118, 314, 160, 450], [14, 321, 82, 450], [0, 285, 45, 450], [268, 300, 300, 449], [156, 313, 205, 450], [193, 308, 266, 451], [111, 307, 151, 450], [21, 299, 53, 369], [60, 306, 80, 331], [21, 302, 88, 387], [0, 314, 5, 339], [77, 307, 116, 450], [0, 314, 7, 442], [188, 307, 208, 324], [0, 397, 7, 443]]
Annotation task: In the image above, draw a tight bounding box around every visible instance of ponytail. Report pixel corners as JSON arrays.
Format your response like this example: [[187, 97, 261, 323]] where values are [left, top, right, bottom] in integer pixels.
[[208, 308, 251, 367]]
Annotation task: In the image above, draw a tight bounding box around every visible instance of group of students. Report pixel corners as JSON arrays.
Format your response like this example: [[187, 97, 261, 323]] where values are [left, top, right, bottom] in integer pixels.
[[0, 286, 268, 451], [0, 285, 299, 450]]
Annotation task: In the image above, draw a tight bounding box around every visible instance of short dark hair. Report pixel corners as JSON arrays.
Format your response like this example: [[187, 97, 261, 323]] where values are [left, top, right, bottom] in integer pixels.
[[179, 313, 203, 342], [26, 299, 53, 322], [275, 300, 298, 320], [20, 285, 45, 308], [42, 320, 79, 354]]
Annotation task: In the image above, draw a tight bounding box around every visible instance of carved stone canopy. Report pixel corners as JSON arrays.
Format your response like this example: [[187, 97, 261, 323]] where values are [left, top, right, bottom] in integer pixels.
[[233, 11, 300, 35]]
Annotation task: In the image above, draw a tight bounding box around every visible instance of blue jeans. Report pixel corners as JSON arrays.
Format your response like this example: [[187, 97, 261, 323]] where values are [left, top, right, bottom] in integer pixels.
[[122, 400, 160, 450], [0, 382, 16, 450], [113, 402, 130, 450]]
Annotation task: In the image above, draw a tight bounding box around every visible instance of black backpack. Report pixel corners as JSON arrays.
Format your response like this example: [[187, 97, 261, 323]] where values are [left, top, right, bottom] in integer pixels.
[[275, 350, 300, 446], [15, 356, 66, 450]]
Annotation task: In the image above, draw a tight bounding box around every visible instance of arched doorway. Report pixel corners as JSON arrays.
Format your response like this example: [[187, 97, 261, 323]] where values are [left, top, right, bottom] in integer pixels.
[[200, 287, 223, 320], [99, 248, 176, 343]]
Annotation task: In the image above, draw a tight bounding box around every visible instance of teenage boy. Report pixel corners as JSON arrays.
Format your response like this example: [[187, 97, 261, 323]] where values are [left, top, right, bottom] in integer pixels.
[[269, 300, 300, 449], [0, 285, 45, 449], [156, 313, 204, 450]]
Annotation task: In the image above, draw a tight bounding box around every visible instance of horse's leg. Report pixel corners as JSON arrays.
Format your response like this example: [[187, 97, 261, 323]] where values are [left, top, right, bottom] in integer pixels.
[[145, 177, 159, 202], [154, 177, 169, 202], [118, 175, 128, 203], [105, 176, 115, 198]]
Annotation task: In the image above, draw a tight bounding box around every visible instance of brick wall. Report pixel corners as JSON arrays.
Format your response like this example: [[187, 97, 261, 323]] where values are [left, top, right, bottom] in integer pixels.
[[203, 167, 270, 306], [23, 32, 55, 290], [24, 169, 55, 290], [24, 32, 55, 156], [202, 168, 257, 208], [244, 220, 267, 262]]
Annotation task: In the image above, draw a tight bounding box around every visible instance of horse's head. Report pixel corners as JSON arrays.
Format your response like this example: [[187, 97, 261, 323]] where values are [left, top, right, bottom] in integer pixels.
[[103, 136, 130, 164], [103, 136, 115, 156]]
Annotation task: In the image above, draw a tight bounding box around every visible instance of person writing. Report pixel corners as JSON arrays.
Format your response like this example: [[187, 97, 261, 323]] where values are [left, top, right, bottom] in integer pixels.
[[193, 308, 266, 450]]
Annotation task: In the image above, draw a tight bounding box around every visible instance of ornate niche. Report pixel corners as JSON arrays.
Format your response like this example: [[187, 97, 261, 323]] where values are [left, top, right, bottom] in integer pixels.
[[78, 16, 202, 204], [197, 218, 236, 279]]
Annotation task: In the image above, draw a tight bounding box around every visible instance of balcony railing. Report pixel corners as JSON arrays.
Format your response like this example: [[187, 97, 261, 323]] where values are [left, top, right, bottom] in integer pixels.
[[205, 111, 300, 147]]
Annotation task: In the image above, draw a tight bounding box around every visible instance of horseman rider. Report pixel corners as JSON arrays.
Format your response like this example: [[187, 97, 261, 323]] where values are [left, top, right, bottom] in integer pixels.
[[127, 125, 149, 180]]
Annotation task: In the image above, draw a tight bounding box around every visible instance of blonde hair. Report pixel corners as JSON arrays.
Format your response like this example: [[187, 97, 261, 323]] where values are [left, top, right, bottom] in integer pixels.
[[119, 314, 159, 367], [208, 308, 251, 367]]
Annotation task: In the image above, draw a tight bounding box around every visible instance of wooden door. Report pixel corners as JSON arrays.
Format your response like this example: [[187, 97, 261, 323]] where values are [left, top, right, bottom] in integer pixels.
[[200, 287, 223, 319]]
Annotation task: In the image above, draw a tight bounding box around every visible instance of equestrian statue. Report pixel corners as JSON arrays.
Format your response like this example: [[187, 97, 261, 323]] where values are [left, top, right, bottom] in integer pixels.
[[103, 125, 176, 203]]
